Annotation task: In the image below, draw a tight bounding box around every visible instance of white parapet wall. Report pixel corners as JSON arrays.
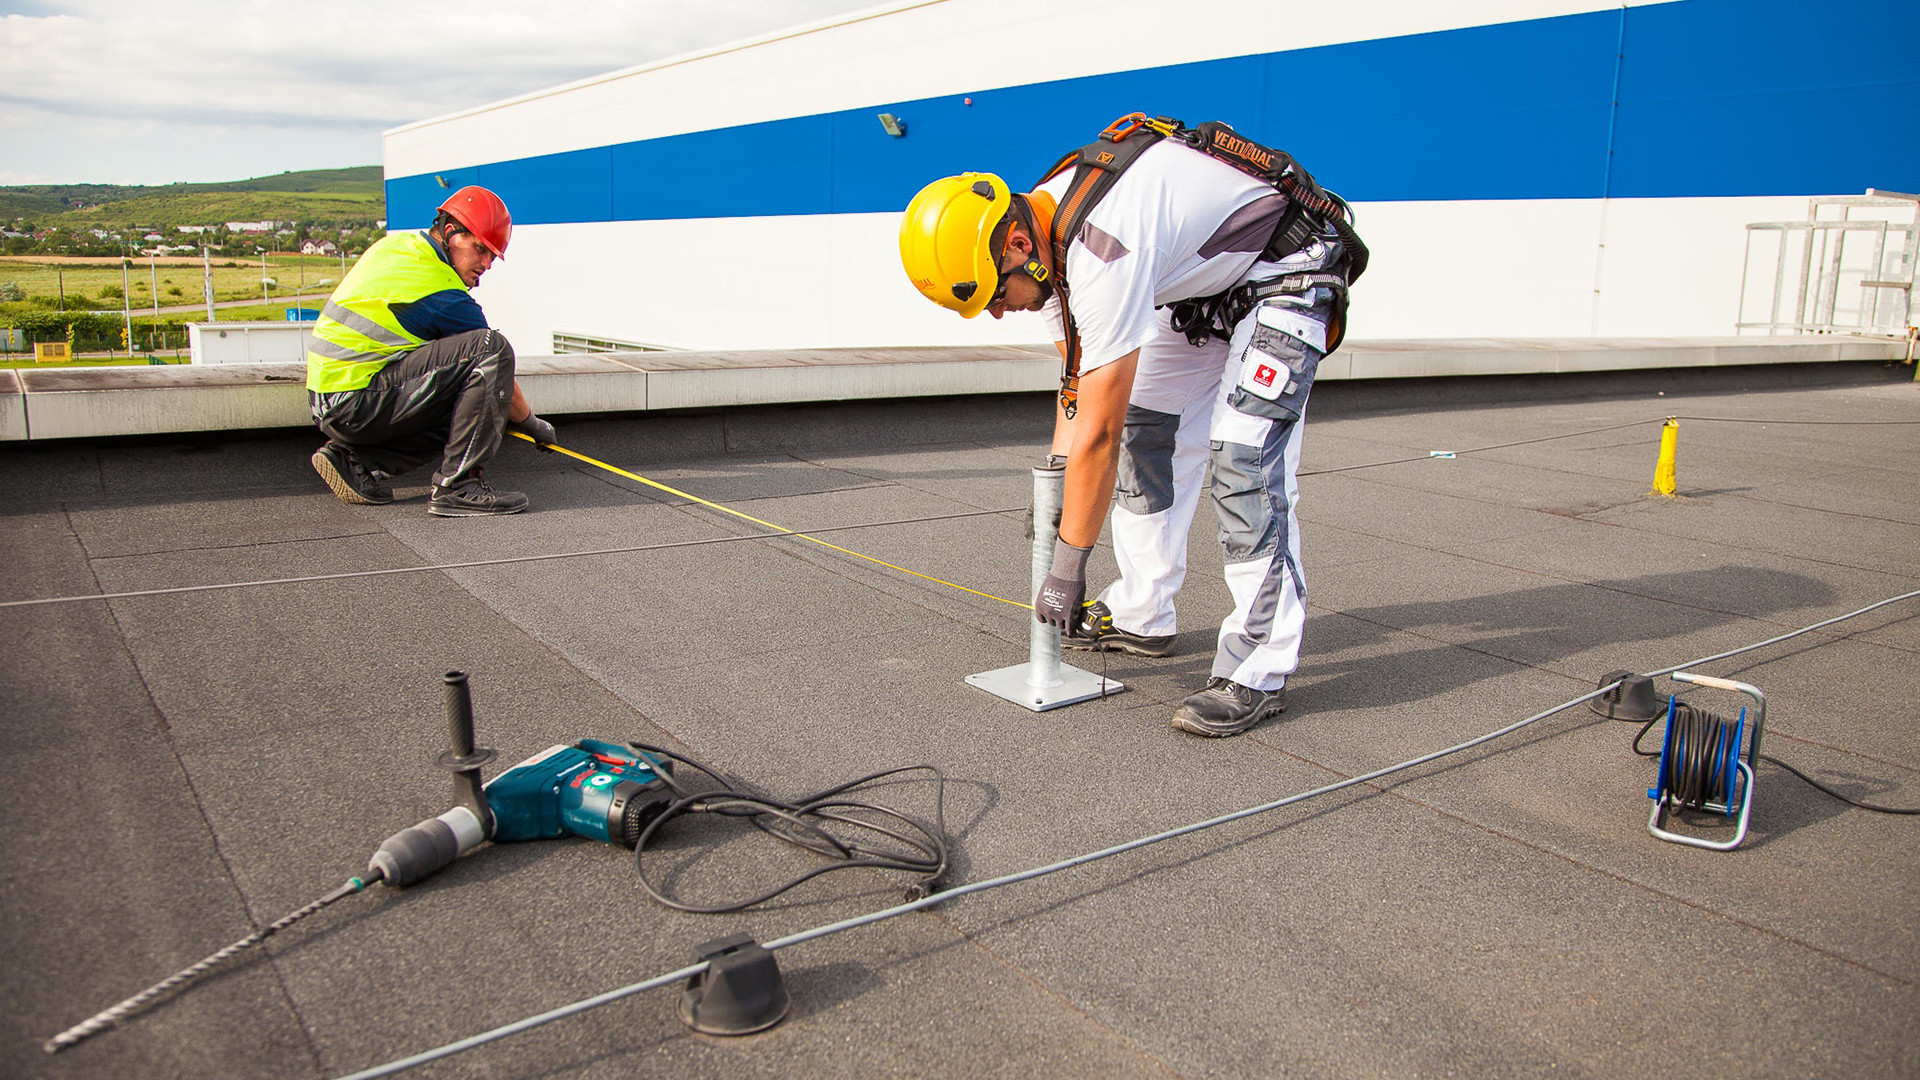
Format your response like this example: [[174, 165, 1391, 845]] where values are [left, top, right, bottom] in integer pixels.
[[2, 337, 1907, 441]]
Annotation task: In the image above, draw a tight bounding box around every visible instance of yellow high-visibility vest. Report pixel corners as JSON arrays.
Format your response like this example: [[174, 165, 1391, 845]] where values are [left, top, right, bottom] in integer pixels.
[[306, 232, 470, 392]]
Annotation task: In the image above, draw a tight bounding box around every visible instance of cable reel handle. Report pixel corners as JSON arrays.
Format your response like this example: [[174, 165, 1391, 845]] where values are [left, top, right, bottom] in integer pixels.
[[1671, 671, 1751, 694], [1670, 671, 1767, 762]]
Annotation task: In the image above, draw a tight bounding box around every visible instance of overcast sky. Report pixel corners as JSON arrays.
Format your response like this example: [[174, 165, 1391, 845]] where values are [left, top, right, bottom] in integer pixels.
[[1, 0, 886, 187]]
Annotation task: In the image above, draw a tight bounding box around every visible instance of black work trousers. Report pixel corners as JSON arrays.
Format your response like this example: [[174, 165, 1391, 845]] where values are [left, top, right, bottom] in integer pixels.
[[311, 329, 515, 491]]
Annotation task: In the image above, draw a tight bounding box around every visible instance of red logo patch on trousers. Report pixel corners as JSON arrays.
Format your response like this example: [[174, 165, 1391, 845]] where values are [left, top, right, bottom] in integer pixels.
[[1254, 364, 1277, 388]]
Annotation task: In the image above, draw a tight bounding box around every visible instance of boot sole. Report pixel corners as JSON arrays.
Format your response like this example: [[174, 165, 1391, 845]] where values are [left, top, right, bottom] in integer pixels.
[[428, 502, 528, 517], [312, 450, 391, 505], [1171, 693, 1287, 738]]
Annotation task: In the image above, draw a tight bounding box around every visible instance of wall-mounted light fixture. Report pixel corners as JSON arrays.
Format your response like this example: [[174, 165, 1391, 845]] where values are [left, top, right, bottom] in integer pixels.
[[434, 175, 451, 188], [877, 113, 907, 137]]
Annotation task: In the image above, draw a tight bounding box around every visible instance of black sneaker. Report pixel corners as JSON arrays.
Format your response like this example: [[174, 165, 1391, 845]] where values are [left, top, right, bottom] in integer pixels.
[[1063, 600, 1176, 657], [428, 471, 529, 517], [311, 443, 392, 505], [1171, 677, 1287, 738]]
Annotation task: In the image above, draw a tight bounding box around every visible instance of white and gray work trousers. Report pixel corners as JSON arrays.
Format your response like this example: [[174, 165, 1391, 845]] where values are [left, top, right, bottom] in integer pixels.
[[1098, 281, 1335, 692]]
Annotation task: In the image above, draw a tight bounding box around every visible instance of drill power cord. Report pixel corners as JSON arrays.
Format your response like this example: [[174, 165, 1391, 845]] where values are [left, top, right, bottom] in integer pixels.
[[335, 588, 1919, 1080], [622, 741, 950, 912]]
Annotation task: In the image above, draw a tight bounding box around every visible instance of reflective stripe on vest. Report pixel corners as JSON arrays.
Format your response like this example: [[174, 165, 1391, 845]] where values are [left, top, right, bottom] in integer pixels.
[[306, 232, 470, 392]]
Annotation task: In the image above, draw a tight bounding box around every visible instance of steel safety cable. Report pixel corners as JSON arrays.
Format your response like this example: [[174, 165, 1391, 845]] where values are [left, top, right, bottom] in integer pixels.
[[1668, 415, 1920, 426], [0, 507, 1022, 610], [511, 432, 1031, 608], [1299, 412, 1920, 478], [335, 588, 1920, 1080], [1298, 417, 1664, 476]]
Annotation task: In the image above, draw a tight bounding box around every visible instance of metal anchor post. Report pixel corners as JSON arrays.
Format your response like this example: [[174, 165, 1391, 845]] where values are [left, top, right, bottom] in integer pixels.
[[966, 464, 1124, 710]]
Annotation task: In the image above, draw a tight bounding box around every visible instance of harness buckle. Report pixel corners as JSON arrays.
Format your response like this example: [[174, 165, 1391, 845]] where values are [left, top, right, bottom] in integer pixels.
[[1098, 112, 1149, 142]]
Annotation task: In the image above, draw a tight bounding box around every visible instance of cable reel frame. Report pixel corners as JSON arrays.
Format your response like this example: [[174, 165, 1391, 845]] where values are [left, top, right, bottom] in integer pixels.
[[1647, 672, 1767, 851]]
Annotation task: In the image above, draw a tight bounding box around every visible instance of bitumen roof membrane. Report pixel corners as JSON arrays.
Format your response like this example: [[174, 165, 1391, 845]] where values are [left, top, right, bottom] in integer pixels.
[[2, 361, 1916, 1080]]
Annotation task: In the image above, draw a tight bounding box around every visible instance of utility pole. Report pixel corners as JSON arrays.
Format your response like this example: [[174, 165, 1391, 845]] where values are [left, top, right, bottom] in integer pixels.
[[202, 246, 215, 322], [120, 250, 133, 360], [149, 250, 159, 350]]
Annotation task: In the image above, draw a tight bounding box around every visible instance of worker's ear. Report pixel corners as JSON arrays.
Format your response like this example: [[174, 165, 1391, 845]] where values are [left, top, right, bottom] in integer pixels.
[[1004, 225, 1032, 260]]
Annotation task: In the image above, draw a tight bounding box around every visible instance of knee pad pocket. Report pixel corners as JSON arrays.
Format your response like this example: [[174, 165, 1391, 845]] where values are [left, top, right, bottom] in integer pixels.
[[1116, 404, 1180, 516], [1212, 439, 1281, 562]]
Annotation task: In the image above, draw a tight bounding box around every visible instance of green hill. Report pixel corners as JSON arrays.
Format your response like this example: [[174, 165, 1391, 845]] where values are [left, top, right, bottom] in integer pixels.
[[0, 166, 385, 229]]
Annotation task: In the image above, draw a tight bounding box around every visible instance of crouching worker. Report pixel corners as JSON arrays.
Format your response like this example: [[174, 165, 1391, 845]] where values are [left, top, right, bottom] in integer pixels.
[[899, 113, 1364, 737], [305, 185, 557, 517]]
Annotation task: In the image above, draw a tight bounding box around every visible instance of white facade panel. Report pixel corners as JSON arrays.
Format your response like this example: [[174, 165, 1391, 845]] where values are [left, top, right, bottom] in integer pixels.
[[385, 0, 1650, 173], [479, 196, 1815, 350]]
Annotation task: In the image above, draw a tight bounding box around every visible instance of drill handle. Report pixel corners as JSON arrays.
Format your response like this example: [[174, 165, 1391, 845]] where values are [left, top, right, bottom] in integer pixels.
[[439, 671, 497, 838]]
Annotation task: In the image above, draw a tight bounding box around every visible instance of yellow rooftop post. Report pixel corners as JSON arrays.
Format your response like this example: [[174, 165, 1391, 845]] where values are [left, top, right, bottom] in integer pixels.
[[1650, 417, 1678, 497]]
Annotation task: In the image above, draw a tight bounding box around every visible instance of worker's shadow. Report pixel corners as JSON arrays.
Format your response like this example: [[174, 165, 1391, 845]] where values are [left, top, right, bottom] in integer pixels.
[[1298, 564, 1837, 713]]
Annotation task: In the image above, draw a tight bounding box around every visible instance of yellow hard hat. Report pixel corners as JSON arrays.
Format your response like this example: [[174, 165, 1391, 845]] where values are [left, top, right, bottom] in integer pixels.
[[899, 172, 1010, 318]]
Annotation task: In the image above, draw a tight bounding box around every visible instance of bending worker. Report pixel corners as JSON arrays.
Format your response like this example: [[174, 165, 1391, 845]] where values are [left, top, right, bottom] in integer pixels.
[[306, 185, 557, 517], [900, 114, 1364, 737]]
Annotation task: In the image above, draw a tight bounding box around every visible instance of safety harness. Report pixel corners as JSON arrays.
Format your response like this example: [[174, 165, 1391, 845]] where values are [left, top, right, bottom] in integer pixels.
[[1030, 113, 1368, 417]]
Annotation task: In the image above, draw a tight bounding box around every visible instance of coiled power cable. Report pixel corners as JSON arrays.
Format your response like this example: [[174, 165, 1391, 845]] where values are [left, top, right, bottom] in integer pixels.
[[621, 741, 950, 911], [1628, 699, 1919, 815]]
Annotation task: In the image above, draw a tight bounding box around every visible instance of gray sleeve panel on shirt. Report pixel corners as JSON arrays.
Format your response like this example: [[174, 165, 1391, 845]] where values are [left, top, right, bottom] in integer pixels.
[[1198, 193, 1287, 259]]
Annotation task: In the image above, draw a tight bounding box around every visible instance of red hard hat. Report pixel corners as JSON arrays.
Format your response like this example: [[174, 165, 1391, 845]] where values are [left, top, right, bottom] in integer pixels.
[[437, 185, 512, 258]]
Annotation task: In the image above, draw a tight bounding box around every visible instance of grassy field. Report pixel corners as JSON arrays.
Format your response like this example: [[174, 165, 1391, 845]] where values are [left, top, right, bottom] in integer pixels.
[[0, 253, 356, 312], [0, 166, 384, 230], [0, 355, 187, 369], [53, 191, 381, 231]]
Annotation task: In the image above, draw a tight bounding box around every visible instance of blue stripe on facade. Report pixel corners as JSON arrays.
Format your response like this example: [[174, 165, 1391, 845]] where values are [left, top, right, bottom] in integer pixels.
[[389, 0, 1919, 228]]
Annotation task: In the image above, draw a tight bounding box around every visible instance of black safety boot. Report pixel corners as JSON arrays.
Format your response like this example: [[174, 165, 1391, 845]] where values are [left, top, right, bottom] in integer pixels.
[[1063, 600, 1176, 657], [428, 470, 529, 517], [1171, 677, 1287, 738], [312, 443, 393, 505]]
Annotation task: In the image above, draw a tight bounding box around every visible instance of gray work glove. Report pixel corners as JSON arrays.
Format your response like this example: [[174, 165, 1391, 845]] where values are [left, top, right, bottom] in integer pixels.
[[511, 414, 557, 449], [1034, 538, 1091, 633]]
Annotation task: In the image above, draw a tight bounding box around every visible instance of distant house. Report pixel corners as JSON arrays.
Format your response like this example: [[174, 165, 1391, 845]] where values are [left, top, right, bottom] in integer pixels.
[[177, 225, 209, 234], [226, 221, 275, 233], [143, 233, 164, 242], [300, 239, 340, 256]]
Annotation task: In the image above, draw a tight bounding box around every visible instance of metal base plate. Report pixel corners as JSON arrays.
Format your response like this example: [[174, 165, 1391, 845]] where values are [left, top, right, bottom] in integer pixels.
[[966, 662, 1125, 712]]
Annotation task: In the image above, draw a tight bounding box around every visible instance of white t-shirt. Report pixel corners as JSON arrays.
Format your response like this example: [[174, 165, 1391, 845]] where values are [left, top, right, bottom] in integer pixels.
[[1037, 138, 1287, 373]]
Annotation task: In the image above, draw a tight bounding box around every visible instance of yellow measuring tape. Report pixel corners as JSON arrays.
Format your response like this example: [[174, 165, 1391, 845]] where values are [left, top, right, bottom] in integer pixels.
[[511, 431, 1031, 609]]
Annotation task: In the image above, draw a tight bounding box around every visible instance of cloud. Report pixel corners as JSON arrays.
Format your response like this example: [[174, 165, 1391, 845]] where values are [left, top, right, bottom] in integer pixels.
[[2, 0, 884, 182]]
